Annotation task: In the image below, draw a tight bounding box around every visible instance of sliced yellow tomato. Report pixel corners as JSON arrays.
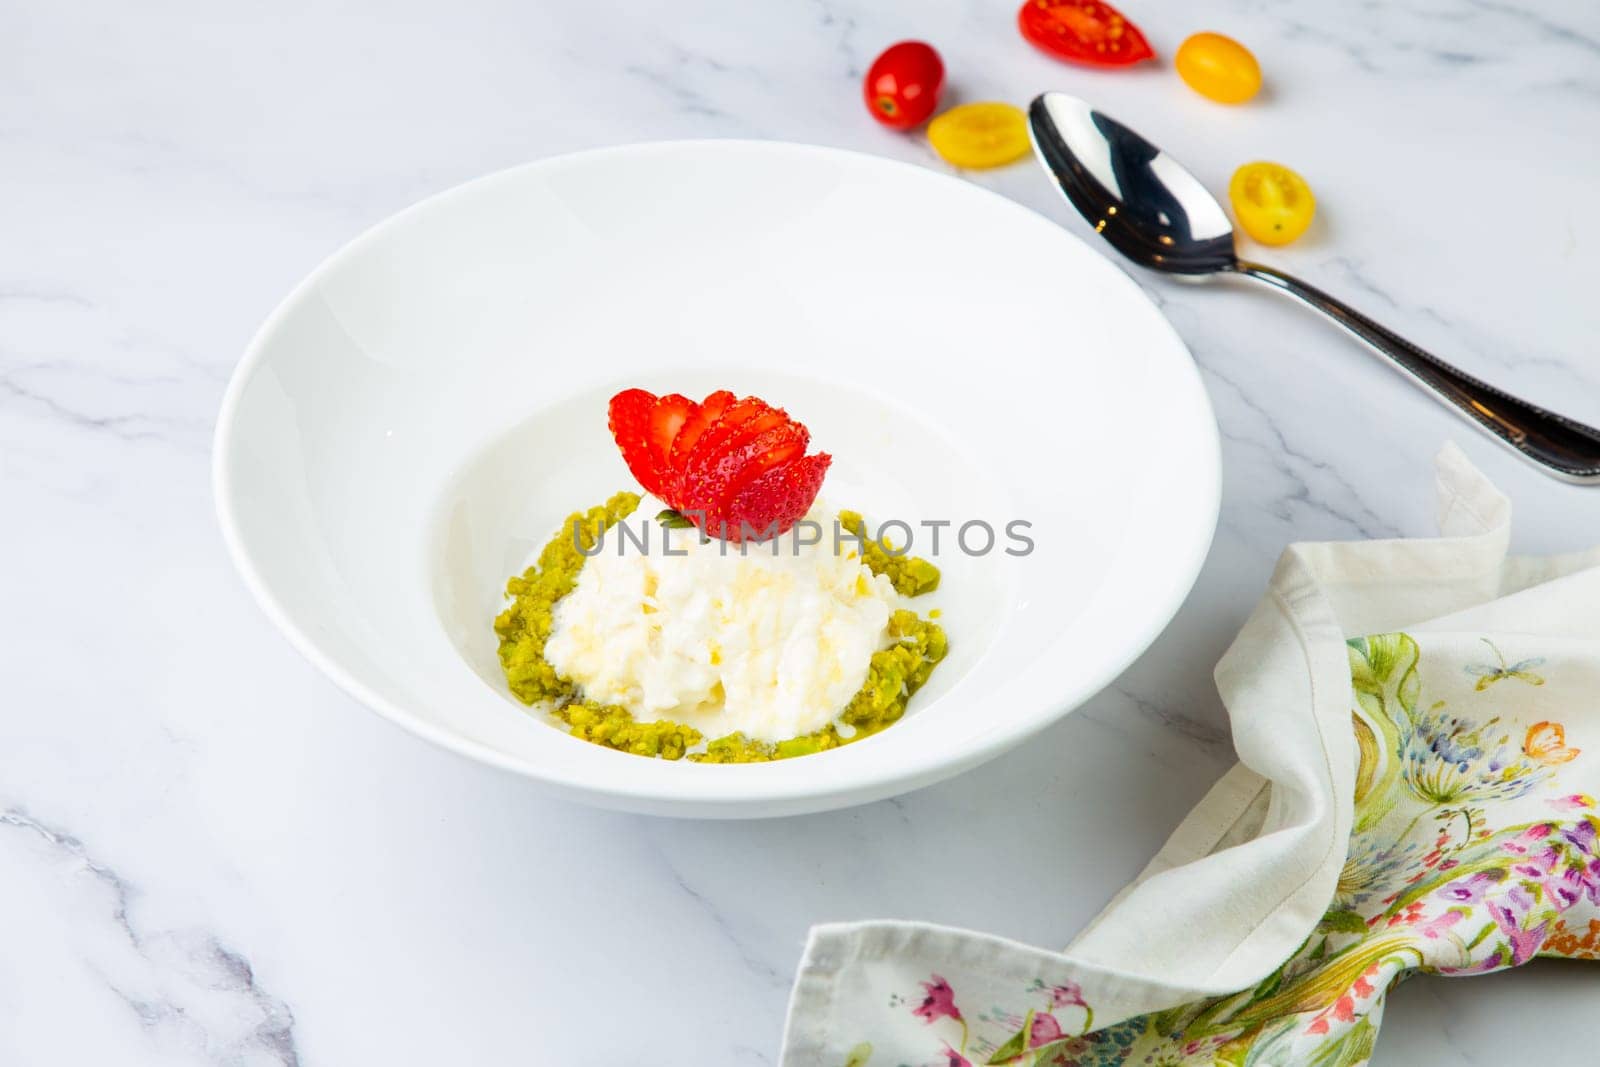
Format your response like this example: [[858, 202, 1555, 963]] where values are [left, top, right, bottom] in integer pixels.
[[1229, 162, 1315, 245], [1175, 32, 1261, 104], [928, 103, 1031, 169]]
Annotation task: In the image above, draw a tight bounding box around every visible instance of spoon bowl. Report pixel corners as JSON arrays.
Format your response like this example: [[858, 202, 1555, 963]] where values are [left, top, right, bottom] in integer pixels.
[[1027, 91, 1600, 484], [1028, 93, 1235, 275]]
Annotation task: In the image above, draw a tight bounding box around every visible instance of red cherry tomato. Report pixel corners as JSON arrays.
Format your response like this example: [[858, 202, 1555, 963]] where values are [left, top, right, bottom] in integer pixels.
[[1017, 0, 1154, 68], [864, 41, 945, 129]]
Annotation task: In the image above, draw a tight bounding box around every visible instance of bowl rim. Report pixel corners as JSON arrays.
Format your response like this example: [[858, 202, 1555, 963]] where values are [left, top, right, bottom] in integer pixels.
[[212, 138, 1221, 814]]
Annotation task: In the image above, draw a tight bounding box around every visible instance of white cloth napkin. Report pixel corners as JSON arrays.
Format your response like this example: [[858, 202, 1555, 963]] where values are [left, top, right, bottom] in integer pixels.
[[780, 444, 1600, 1066]]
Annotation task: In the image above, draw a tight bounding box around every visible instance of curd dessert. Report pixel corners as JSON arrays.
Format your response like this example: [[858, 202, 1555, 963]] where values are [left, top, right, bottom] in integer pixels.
[[493, 388, 946, 762]]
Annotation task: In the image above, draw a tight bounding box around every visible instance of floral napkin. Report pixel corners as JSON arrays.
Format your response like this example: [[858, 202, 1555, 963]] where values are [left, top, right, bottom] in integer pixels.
[[780, 444, 1600, 1066]]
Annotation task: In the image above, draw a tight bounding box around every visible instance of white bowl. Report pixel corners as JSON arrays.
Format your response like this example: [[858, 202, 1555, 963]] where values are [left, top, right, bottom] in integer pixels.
[[214, 141, 1219, 818]]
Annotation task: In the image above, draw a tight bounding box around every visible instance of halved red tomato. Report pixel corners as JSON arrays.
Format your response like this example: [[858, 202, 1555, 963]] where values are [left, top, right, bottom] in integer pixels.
[[1018, 0, 1154, 68]]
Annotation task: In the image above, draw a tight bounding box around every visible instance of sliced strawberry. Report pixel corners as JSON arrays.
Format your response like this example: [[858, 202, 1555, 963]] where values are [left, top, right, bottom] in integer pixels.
[[727, 419, 809, 488], [686, 420, 809, 511], [608, 388, 832, 540], [663, 389, 736, 502], [699, 389, 736, 422], [709, 453, 832, 541], [644, 393, 695, 498], [607, 388, 662, 496], [685, 404, 785, 490], [682, 397, 773, 482]]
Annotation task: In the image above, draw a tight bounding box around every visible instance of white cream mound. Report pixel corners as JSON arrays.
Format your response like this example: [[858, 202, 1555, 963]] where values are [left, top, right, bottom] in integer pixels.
[[543, 501, 899, 742]]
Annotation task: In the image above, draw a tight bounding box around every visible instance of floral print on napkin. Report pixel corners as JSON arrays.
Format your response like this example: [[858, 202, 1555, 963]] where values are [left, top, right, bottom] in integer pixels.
[[858, 633, 1597, 1066]]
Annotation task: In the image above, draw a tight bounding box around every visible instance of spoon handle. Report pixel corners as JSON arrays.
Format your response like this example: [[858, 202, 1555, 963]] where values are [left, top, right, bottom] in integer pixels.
[[1233, 260, 1600, 485]]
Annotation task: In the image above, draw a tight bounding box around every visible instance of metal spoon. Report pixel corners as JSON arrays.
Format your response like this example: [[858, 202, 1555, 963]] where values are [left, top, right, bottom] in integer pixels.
[[1027, 91, 1600, 485]]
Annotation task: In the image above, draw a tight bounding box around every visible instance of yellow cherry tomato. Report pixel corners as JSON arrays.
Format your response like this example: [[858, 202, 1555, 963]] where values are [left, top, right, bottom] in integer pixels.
[[1175, 32, 1262, 104], [927, 102, 1031, 170], [1229, 162, 1316, 246]]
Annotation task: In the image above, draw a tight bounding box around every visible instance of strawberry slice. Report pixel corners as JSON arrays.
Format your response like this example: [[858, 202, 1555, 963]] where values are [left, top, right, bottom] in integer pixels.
[[682, 396, 775, 486], [607, 388, 662, 497], [664, 389, 736, 502], [711, 453, 833, 541], [687, 420, 809, 510], [689, 396, 771, 454], [689, 404, 785, 477], [644, 393, 695, 497], [607, 389, 696, 499], [701, 391, 736, 420]]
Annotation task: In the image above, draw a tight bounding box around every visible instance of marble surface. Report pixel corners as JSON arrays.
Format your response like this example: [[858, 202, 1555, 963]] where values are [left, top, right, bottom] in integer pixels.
[[3, 0, 1597, 1062]]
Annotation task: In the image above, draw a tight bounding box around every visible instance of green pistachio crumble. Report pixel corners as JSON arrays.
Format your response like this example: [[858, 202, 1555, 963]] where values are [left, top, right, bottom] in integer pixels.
[[838, 509, 942, 596], [495, 495, 946, 762]]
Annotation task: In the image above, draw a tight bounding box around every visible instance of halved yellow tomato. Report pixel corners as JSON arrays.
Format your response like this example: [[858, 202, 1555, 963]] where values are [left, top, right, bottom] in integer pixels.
[[1229, 162, 1315, 245], [927, 103, 1031, 169], [1175, 33, 1261, 104]]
